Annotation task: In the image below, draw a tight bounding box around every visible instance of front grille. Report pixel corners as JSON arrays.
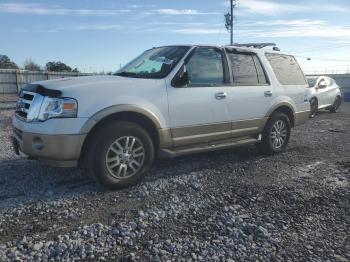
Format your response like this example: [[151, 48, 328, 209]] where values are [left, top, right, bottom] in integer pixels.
[[15, 91, 36, 121]]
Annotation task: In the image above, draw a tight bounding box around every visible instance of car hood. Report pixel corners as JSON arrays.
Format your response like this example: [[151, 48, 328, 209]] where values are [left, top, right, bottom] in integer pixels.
[[23, 75, 168, 118], [30, 75, 161, 94]]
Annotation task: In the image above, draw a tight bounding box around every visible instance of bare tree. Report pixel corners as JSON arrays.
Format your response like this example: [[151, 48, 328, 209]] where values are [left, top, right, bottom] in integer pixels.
[[24, 58, 41, 71]]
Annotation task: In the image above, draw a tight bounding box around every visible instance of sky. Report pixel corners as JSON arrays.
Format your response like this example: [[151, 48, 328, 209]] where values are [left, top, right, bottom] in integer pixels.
[[0, 0, 350, 74]]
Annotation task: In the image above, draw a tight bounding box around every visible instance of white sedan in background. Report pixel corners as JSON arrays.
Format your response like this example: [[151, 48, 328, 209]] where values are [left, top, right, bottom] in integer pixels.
[[306, 76, 342, 118]]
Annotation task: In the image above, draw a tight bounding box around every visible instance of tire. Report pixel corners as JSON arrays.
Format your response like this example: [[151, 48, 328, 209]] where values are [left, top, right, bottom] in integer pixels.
[[84, 121, 154, 189], [258, 112, 291, 155], [329, 96, 341, 113], [309, 98, 318, 118]]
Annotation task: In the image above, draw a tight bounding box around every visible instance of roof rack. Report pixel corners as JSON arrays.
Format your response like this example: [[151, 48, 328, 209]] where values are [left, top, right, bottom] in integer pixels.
[[231, 43, 277, 49]]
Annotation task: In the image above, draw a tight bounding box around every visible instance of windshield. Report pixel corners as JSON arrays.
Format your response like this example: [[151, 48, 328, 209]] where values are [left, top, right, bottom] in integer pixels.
[[307, 77, 317, 87], [115, 46, 190, 79]]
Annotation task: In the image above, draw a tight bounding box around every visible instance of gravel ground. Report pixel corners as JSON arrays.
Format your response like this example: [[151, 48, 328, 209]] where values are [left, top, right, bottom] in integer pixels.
[[0, 105, 349, 261]]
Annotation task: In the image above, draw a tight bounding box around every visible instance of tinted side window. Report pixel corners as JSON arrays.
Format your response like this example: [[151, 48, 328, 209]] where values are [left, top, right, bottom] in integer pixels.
[[186, 48, 224, 86], [253, 56, 267, 84], [226, 52, 267, 85], [266, 53, 306, 85]]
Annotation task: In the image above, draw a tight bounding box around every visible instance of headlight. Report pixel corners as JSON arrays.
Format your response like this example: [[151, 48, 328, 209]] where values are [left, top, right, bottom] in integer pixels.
[[37, 97, 78, 121]]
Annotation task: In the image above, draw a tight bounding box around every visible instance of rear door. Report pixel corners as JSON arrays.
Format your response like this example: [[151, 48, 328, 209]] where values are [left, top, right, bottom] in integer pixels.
[[224, 49, 273, 137], [316, 78, 328, 106]]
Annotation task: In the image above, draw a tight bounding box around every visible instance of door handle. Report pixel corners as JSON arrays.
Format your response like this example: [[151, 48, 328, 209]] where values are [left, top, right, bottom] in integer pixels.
[[264, 90, 273, 97], [215, 92, 227, 100]]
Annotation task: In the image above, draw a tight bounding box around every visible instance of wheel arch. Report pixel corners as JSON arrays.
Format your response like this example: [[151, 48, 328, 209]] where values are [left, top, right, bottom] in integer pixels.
[[79, 105, 171, 162], [265, 103, 295, 127], [310, 96, 318, 103]]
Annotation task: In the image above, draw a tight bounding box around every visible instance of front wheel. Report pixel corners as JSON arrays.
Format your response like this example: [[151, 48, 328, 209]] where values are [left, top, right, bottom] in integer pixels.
[[329, 96, 341, 113], [258, 112, 291, 155], [309, 98, 318, 118], [84, 121, 154, 189]]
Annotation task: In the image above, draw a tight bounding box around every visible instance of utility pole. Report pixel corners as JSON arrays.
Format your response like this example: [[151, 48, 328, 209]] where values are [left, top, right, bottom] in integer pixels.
[[230, 0, 234, 45], [225, 0, 237, 45]]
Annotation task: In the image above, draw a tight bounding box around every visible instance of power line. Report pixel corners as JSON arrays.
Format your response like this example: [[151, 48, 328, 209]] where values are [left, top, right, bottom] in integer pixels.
[[295, 55, 350, 63], [295, 43, 350, 54]]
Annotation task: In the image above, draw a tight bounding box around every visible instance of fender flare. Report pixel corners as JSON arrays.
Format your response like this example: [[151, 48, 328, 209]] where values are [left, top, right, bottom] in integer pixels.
[[79, 104, 164, 134], [264, 102, 296, 127]]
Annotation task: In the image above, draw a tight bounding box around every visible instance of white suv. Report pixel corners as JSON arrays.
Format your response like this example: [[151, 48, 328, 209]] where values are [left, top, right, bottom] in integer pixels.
[[12, 44, 310, 188]]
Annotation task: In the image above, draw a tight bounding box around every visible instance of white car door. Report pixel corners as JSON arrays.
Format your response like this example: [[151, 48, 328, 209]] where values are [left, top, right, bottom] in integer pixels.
[[324, 77, 337, 105], [224, 49, 274, 137], [167, 47, 231, 146], [316, 78, 328, 106]]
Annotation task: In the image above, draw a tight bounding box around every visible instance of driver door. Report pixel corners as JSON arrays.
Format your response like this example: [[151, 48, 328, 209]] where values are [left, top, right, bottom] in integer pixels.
[[324, 77, 337, 105], [166, 47, 232, 147]]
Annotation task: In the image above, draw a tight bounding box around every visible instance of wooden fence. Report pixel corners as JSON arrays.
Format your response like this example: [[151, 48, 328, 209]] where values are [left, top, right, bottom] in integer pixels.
[[0, 69, 92, 94]]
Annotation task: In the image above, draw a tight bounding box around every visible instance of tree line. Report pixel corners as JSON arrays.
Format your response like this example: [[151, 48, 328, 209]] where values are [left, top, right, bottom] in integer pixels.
[[0, 54, 79, 73]]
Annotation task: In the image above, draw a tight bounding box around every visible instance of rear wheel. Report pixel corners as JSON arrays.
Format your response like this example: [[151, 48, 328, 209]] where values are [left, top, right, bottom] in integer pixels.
[[258, 112, 291, 155], [329, 96, 341, 113], [309, 98, 318, 118], [84, 121, 154, 189]]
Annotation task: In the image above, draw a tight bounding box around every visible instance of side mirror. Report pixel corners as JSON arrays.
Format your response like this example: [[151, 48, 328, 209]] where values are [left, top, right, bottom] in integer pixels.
[[172, 66, 190, 87], [318, 81, 327, 89]]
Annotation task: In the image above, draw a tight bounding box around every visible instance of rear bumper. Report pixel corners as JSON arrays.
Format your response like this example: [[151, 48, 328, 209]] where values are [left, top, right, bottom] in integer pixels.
[[12, 127, 85, 167], [294, 110, 310, 126]]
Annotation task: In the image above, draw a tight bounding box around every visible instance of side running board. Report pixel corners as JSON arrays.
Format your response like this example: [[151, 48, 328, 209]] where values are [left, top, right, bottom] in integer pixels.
[[159, 137, 258, 158]]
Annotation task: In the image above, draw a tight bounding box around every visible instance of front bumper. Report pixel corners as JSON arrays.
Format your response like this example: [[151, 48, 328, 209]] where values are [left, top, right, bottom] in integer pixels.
[[12, 126, 86, 168]]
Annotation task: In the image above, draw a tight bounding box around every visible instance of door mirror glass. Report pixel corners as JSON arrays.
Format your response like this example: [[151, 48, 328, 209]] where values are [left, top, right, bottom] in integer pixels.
[[318, 80, 327, 89], [172, 65, 190, 87], [174, 71, 189, 87]]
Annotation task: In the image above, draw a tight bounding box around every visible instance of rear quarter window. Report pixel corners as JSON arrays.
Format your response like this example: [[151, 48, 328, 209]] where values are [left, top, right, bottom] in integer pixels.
[[226, 51, 268, 86], [266, 53, 306, 85]]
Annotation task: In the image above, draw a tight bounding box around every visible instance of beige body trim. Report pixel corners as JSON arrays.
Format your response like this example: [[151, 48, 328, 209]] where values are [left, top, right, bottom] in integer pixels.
[[231, 118, 267, 137], [171, 122, 231, 147], [169, 118, 266, 147], [158, 128, 172, 148], [13, 130, 85, 167], [294, 110, 310, 126]]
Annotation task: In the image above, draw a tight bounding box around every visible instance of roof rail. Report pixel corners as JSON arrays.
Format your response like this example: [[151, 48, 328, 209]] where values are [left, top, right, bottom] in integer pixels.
[[231, 43, 277, 49]]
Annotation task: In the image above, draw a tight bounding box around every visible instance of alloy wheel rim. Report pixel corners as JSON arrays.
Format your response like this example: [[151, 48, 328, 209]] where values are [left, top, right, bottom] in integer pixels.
[[270, 120, 288, 149], [105, 136, 145, 179]]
